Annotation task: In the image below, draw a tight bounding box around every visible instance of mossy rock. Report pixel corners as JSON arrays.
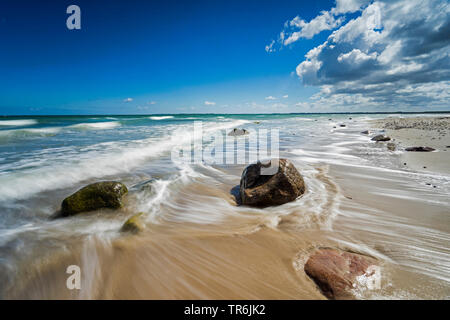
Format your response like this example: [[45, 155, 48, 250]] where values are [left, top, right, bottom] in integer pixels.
[[121, 212, 145, 234], [61, 181, 128, 217]]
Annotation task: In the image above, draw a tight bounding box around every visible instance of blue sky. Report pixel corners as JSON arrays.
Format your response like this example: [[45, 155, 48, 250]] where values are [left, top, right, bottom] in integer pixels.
[[0, 0, 449, 115]]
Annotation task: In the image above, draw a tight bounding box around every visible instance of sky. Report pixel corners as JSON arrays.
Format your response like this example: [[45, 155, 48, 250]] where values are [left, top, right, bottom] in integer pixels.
[[0, 0, 449, 115]]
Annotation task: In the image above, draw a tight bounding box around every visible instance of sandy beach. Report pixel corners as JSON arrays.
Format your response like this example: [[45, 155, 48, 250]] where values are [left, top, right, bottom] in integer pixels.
[[370, 116, 450, 174], [0, 114, 449, 300]]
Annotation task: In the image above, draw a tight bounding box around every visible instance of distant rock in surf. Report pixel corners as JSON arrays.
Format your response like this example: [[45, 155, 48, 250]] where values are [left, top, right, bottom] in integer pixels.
[[387, 143, 396, 151], [361, 130, 370, 135], [121, 212, 144, 234], [239, 158, 305, 207], [60, 181, 128, 217], [304, 248, 378, 300], [339, 124, 346, 127], [405, 146, 435, 152], [371, 134, 391, 142], [228, 128, 249, 136]]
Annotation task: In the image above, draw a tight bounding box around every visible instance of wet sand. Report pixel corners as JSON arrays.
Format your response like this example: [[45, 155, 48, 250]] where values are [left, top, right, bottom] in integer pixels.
[[3, 115, 450, 300]]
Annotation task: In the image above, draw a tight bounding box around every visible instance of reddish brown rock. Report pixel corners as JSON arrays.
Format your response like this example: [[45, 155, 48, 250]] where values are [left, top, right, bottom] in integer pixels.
[[304, 248, 377, 299], [239, 159, 305, 207]]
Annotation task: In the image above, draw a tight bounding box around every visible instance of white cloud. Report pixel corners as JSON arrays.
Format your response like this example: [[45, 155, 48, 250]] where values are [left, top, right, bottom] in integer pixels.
[[290, 0, 450, 109], [266, 0, 370, 51], [265, 40, 275, 52], [272, 102, 288, 108], [123, 98, 133, 102], [148, 101, 157, 105], [283, 95, 289, 98], [337, 48, 378, 64], [265, 96, 277, 100], [204, 101, 216, 106], [284, 11, 345, 45], [332, 0, 371, 15]]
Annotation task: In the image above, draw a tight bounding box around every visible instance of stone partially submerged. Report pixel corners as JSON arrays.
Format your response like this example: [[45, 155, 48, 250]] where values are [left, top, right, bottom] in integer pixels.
[[371, 134, 391, 142], [304, 248, 378, 300], [239, 158, 305, 207], [405, 146, 435, 152], [121, 212, 145, 234], [61, 181, 128, 217], [228, 128, 249, 136]]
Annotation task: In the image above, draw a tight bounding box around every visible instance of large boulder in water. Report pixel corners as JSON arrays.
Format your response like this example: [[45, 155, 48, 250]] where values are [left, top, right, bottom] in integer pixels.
[[304, 248, 378, 300], [61, 181, 128, 217], [239, 159, 305, 207]]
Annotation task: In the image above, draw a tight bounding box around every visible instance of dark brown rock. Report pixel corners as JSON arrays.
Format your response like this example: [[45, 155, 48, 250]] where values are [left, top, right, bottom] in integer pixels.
[[405, 146, 435, 152], [371, 134, 391, 142], [361, 130, 370, 135], [239, 159, 305, 207], [304, 248, 378, 300]]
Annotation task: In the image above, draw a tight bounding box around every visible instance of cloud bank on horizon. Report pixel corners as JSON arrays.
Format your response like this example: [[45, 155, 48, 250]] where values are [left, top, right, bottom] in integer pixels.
[[268, 0, 450, 111]]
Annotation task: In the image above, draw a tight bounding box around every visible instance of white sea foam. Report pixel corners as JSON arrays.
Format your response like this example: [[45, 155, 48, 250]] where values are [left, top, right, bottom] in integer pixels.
[[149, 116, 174, 120], [69, 121, 121, 130], [0, 119, 37, 126], [0, 120, 249, 202], [0, 127, 61, 141]]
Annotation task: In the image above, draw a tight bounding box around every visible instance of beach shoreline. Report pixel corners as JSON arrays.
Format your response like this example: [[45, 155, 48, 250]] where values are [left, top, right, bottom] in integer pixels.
[[369, 116, 450, 174], [0, 114, 449, 299]]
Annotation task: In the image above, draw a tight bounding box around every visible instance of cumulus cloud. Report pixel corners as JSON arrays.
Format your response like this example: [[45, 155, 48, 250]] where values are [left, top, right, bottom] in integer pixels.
[[123, 97, 133, 102], [265, 96, 277, 100], [266, 0, 370, 51], [204, 101, 216, 106], [332, 0, 372, 15], [283, 95, 289, 98], [283, 11, 345, 45], [284, 0, 450, 110]]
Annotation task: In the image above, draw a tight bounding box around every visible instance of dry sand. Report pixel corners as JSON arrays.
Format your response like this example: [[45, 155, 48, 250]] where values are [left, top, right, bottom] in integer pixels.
[[370, 116, 450, 174]]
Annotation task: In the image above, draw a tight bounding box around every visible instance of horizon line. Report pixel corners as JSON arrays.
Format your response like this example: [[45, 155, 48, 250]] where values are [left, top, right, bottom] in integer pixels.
[[1, 111, 450, 117]]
